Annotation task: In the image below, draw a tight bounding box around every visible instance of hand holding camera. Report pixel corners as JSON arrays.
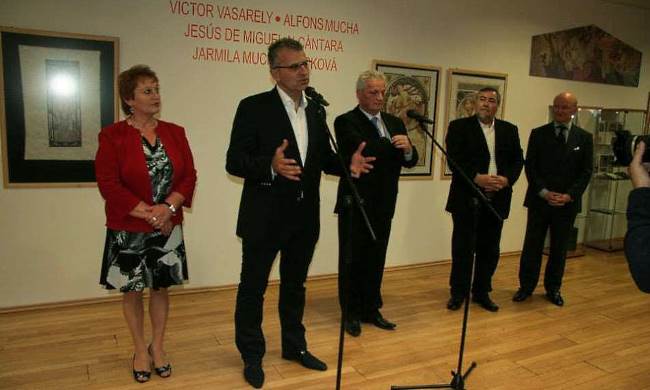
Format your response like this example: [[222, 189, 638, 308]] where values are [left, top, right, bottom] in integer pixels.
[[628, 140, 650, 189]]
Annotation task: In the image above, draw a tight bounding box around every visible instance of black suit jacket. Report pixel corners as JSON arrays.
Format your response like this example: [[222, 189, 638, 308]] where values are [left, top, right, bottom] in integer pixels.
[[226, 88, 340, 243], [625, 187, 650, 293], [445, 115, 524, 219], [523, 122, 593, 212], [333, 107, 418, 218]]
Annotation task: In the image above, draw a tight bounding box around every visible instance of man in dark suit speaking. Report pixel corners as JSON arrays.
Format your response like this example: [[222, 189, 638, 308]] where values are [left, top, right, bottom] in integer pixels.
[[513, 92, 593, 306], [226, 38, 374, 388], [445, 87, 524, 312], [334, 70, 418, 337]]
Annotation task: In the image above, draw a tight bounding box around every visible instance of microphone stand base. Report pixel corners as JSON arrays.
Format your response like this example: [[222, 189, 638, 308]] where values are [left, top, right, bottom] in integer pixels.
[[390, 361, 477, 390]]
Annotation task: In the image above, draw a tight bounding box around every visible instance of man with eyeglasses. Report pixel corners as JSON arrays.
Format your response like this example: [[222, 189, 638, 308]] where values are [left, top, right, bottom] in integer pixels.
[[226, 37, 374, 388], [334, 70, 418, 337]]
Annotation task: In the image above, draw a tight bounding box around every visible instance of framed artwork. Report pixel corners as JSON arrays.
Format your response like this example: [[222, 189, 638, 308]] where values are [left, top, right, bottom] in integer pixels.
[[373, 60, 440, 178], [1, 26, 118, 188], [441, 69, 508, 178], [529, 25, 641, 87]]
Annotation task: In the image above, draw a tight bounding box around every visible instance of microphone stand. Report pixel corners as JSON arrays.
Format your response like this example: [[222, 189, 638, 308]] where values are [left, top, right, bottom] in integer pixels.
[[391, 119, 503, 390], [308, 97, 376, 390]]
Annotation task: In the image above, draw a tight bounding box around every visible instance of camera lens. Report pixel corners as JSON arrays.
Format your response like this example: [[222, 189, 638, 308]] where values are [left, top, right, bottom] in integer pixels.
[[612, 130, 650, 165]]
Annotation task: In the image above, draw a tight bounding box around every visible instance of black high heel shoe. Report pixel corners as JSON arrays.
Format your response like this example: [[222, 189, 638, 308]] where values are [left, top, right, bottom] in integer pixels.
[[132, 354, 151, 383], [148, 344, 172, 378]]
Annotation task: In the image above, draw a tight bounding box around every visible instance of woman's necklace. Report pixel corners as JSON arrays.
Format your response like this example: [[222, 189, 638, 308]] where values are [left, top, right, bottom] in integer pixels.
[[128, 116, 157, 132]]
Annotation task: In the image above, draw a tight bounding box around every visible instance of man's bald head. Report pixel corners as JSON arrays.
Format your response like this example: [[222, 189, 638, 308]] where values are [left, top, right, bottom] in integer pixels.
[[552, 92, 578, 123]]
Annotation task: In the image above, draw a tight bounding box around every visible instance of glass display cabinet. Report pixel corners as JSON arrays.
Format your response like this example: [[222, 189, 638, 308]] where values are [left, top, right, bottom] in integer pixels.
[[584, 109, 647, 251]]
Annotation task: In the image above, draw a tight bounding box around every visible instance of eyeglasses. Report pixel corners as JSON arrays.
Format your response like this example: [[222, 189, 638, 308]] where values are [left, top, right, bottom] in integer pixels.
[[272, 60, 310, 71], [136, 87, 160, 95]]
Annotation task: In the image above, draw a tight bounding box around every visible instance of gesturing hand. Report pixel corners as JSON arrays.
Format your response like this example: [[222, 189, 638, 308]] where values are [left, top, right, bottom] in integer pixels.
[[272, 139, 302, 181], [350, 142, 376, 178]]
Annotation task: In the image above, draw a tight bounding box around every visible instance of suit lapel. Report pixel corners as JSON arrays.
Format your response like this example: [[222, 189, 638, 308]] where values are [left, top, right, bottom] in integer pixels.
[[543, 122, 570, 157], [382, 114, 395, 138], [565, 125, 579, 152], [494, 120, 504, 152], [304, 101, 321, 169], [471, 116, 490, 158], [354, 106, 382, 139]]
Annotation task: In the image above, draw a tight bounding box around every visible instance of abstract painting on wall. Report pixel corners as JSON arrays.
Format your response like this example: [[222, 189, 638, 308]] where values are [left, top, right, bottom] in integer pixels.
[[530, 25, 641, 87]]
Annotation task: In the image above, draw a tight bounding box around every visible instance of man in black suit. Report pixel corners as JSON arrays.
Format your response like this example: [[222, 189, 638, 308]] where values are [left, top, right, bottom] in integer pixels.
[[513, 92, 593, 306], [334, 70, 419, 337], [226, 38, 374, 388], [445, 87, 524, 312]]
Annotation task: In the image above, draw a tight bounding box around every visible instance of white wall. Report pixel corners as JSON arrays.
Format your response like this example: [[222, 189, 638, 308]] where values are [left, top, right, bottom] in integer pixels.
[[1, 0, 648, 308]]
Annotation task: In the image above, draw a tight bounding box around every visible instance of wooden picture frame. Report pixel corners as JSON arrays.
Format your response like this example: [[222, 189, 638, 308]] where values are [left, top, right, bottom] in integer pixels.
[[441, 69, 508, 179], [645, 92, 650, 134], [1, 26, 118, 188], [373, 60, 440, 178]]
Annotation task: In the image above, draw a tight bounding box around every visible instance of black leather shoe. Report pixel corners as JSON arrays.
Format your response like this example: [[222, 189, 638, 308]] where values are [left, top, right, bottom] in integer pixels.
[[243, 362, 264, 388], [345, 319, 361, 337], [472, 295, 499, 312], [362, 312, 396, 330], [512, 289, 532, 302], [446, 296, 463, 311], [282, 350, 328, 371], [546, 291, 564, 306]]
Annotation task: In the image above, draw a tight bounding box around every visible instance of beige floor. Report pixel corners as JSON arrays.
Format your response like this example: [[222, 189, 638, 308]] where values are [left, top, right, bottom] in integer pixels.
[[1, 249, 650, 389]]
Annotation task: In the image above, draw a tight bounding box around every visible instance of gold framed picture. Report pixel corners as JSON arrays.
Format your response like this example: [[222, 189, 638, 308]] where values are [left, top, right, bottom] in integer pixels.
[[373, 60, 441, 178], [441, 69, 508, 179]]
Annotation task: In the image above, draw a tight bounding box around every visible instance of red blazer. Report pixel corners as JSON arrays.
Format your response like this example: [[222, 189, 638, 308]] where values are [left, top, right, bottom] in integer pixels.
[[95, 120, 197, 232]]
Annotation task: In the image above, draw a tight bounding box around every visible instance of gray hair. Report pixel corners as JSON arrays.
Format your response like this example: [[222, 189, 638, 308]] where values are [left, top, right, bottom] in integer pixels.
[[356, 70, 386, 91], [268, 38, 303, 69]]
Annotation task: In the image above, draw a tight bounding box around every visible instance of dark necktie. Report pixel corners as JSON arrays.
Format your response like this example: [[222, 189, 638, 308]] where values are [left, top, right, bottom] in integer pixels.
[[556, 125, 567, 144]]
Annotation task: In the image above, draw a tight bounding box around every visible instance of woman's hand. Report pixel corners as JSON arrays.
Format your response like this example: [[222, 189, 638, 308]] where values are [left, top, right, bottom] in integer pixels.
[[129, 201, 153, 219], [146, 204, 173, 229], [160, 220, 174, 236]]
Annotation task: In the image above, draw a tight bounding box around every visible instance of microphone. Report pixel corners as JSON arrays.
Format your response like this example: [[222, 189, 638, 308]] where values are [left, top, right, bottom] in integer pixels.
[[305, 86, 330, 106], [407, 109, 434, 125]]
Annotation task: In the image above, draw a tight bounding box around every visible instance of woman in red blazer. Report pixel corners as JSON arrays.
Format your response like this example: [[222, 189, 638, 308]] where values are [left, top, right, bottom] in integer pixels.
[[95, 65, 196, 383]]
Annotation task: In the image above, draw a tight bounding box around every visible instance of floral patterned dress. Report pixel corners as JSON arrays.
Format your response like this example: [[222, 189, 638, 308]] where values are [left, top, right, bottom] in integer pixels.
[[99, 137, 188, 292]]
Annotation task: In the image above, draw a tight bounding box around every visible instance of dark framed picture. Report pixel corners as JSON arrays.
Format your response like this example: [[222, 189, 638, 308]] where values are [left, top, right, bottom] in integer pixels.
[[1, 27, 118, 188], [373, 60, 440, 178], [441, 69, 508, 178]]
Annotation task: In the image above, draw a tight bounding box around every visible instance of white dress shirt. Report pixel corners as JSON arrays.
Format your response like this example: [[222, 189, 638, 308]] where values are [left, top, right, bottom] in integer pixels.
[[277, 86, 308, 163], [479, 118, 497, 176]]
